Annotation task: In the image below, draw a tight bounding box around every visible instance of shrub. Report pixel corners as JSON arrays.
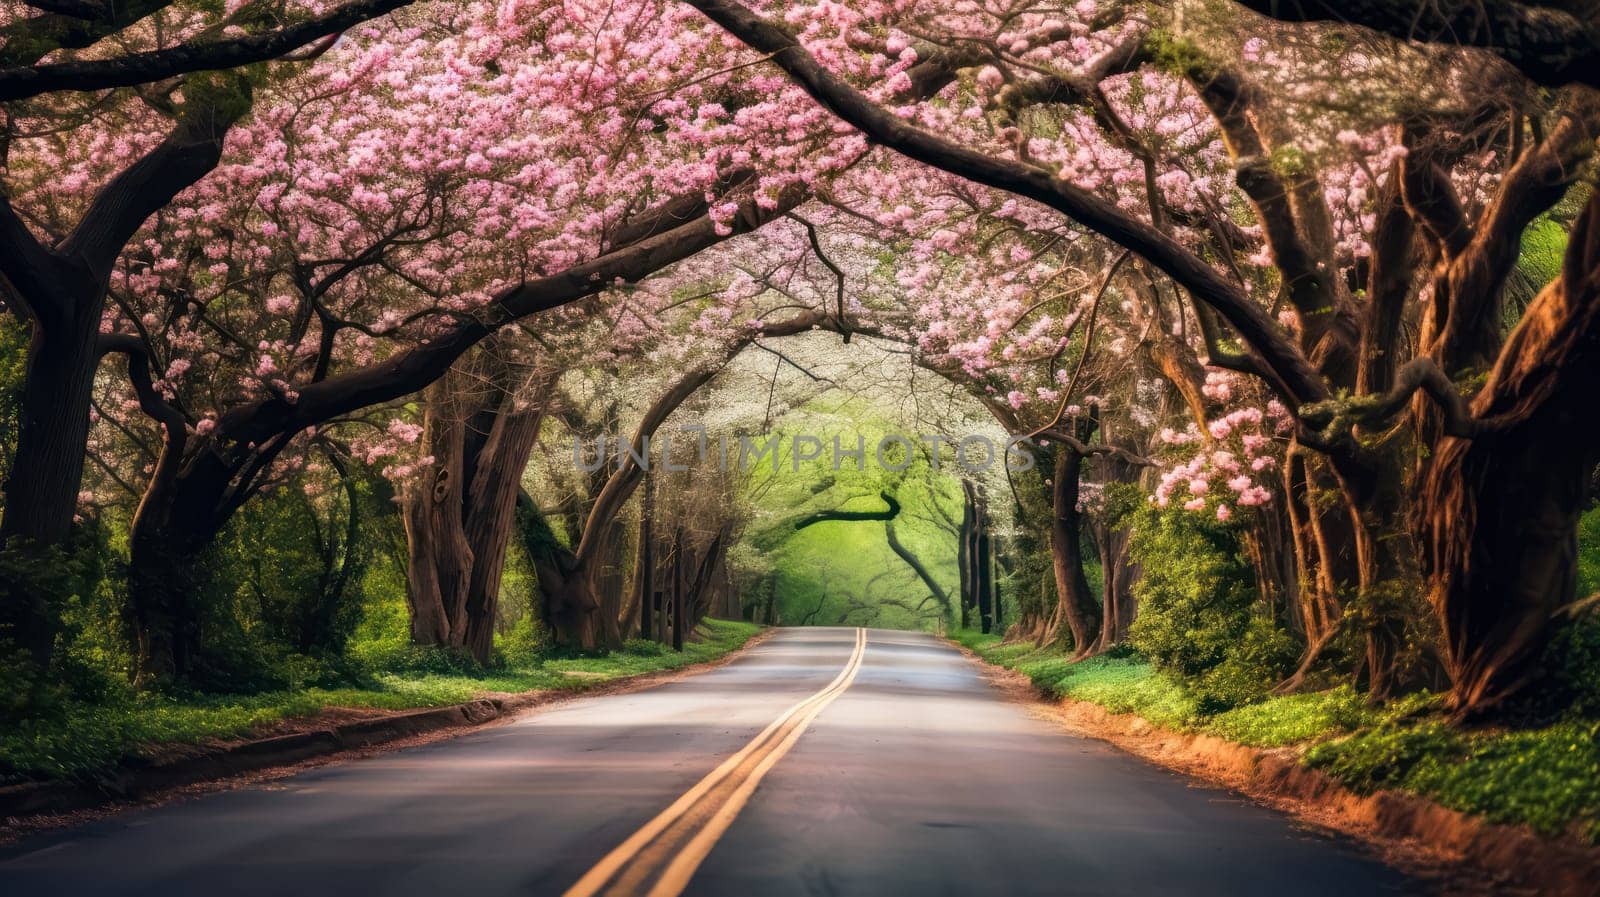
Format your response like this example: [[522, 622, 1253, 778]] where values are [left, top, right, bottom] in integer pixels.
[[498, 614, 552, 666], [185, 475, 381, 691], [1125, 506, 1297, 713]]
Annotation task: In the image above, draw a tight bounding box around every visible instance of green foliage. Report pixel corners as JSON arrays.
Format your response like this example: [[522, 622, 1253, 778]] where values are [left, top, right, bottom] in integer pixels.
[[1268, 144, 1313, 179], [0, 524, 118, 717], [0, 316, 27, 494], [1503, 216, 1569, 325], [1306, 719, 1600, 841], [1125, 507, 1297, 713], [183, 476, 377, 691], [1576, 504, 1600, 598], [1207, 687, 1377, 747], [1537, 616, 1600, 722], [1147, 28, 1212, 79], [743, 399, 969, 631], [1528, 504, 1600, 721], [498, 613, 552, 666]]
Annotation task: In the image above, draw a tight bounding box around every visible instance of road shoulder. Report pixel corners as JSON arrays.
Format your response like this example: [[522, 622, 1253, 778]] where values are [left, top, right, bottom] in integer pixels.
[[1, 627, 774, 840], [951, 637, 1600, 897]]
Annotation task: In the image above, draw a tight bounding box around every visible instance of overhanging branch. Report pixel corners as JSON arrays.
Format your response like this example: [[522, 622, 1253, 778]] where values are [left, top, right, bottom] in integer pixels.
[[0, 0, 416, 101], [1300, 357, 1494, 440]]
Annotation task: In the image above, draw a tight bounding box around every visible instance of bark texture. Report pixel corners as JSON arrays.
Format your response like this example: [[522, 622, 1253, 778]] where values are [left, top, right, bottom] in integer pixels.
[[1420, 191, 1600, 717], [402, 363, 546, 664]]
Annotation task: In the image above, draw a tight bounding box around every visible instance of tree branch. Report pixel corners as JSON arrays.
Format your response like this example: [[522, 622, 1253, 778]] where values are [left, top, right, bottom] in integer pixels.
[[1228, 0, 1600, 91], [794, 490, 902, 529], [59, 75, 253, 275], [0, 193, 62, 321], [1190, 63, 1337, 320], [885, 517, 952, 614], [217, 181, 807, 446], [0, 0, 171, 69], [1300, 356, 1491, 439], [0, 0, 416, 101], [99, 333, 189, 521], [680, 0, 1328, 408]]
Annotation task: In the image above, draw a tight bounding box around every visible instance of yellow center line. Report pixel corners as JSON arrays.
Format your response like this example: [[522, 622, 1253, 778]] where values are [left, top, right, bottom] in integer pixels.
[[562, 628, 868, 897]]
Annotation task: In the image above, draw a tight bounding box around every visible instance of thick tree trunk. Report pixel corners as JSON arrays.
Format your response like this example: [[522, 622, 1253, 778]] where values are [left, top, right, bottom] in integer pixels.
[[1420, 192, 1600, 718], [516, 494, 603, 650], [595, 528, 628, 648], [1043, 448, 1099, 654], [123, 430, 238, 684], [126, 527, 209, 684], [402, 392, 475, 652], [459, 408, 544, 664], [403, 365, 546, 664], [0, 288, 98, 666], [1324, 439, 1419, 701], [1089, 446, 1142, 653], [1245, 490, 1299, 630], [1091, 519, 1136, 651], [1276, 447, 1360, 692], [0, 297, 97, 549]]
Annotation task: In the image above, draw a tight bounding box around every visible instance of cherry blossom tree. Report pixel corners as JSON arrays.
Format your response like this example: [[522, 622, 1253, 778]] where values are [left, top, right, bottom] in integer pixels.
[[0, 0, 424, 670]]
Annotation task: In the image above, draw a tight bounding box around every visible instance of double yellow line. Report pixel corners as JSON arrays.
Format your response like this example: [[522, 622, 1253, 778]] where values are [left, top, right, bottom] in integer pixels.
[[563, 628, 868, 897]]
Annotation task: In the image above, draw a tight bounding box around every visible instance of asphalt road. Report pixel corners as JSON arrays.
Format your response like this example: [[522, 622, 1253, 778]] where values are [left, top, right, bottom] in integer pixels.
[[1, 628, 1420, 896]]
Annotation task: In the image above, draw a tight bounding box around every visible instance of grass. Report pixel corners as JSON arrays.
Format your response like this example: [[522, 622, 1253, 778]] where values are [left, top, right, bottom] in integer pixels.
[[953, 628, 1600, 842], [953, 630, 1199, 730], [2, 619, 762, 782]]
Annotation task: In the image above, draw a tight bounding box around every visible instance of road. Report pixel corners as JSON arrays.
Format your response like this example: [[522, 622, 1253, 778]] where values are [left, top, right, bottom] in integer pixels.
[[1, 628, 1419, 896]]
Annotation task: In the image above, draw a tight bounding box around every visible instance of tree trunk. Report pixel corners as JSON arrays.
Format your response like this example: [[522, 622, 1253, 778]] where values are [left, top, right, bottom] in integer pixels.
[[959, 481, 978, 629], [593, 521, 629, 648], [1322, 436, 1419, 701], [670, 528, 685, 651], [993, 540, 1008, 631], [122, 425, 239, 684], [634, 473, 655, 639], [459, 409, 544, 664], [1276, 447, 1359, 692], [956, 487, 972, 627], [972, 514, 985, 633], [0, 286, 98, 667], [1420, 191, 1600, 718], [1091, 519, 1136, 651], [402, 362, 547, 664], [1043, 447, 1100, 654], [126, 526, 209, 684], [402, 385, 474, 652]]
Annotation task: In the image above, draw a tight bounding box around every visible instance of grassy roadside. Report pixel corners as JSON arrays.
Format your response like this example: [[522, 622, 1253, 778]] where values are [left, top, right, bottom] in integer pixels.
[[3, 620, 762, 782], [953, 629, 1600, 844]]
